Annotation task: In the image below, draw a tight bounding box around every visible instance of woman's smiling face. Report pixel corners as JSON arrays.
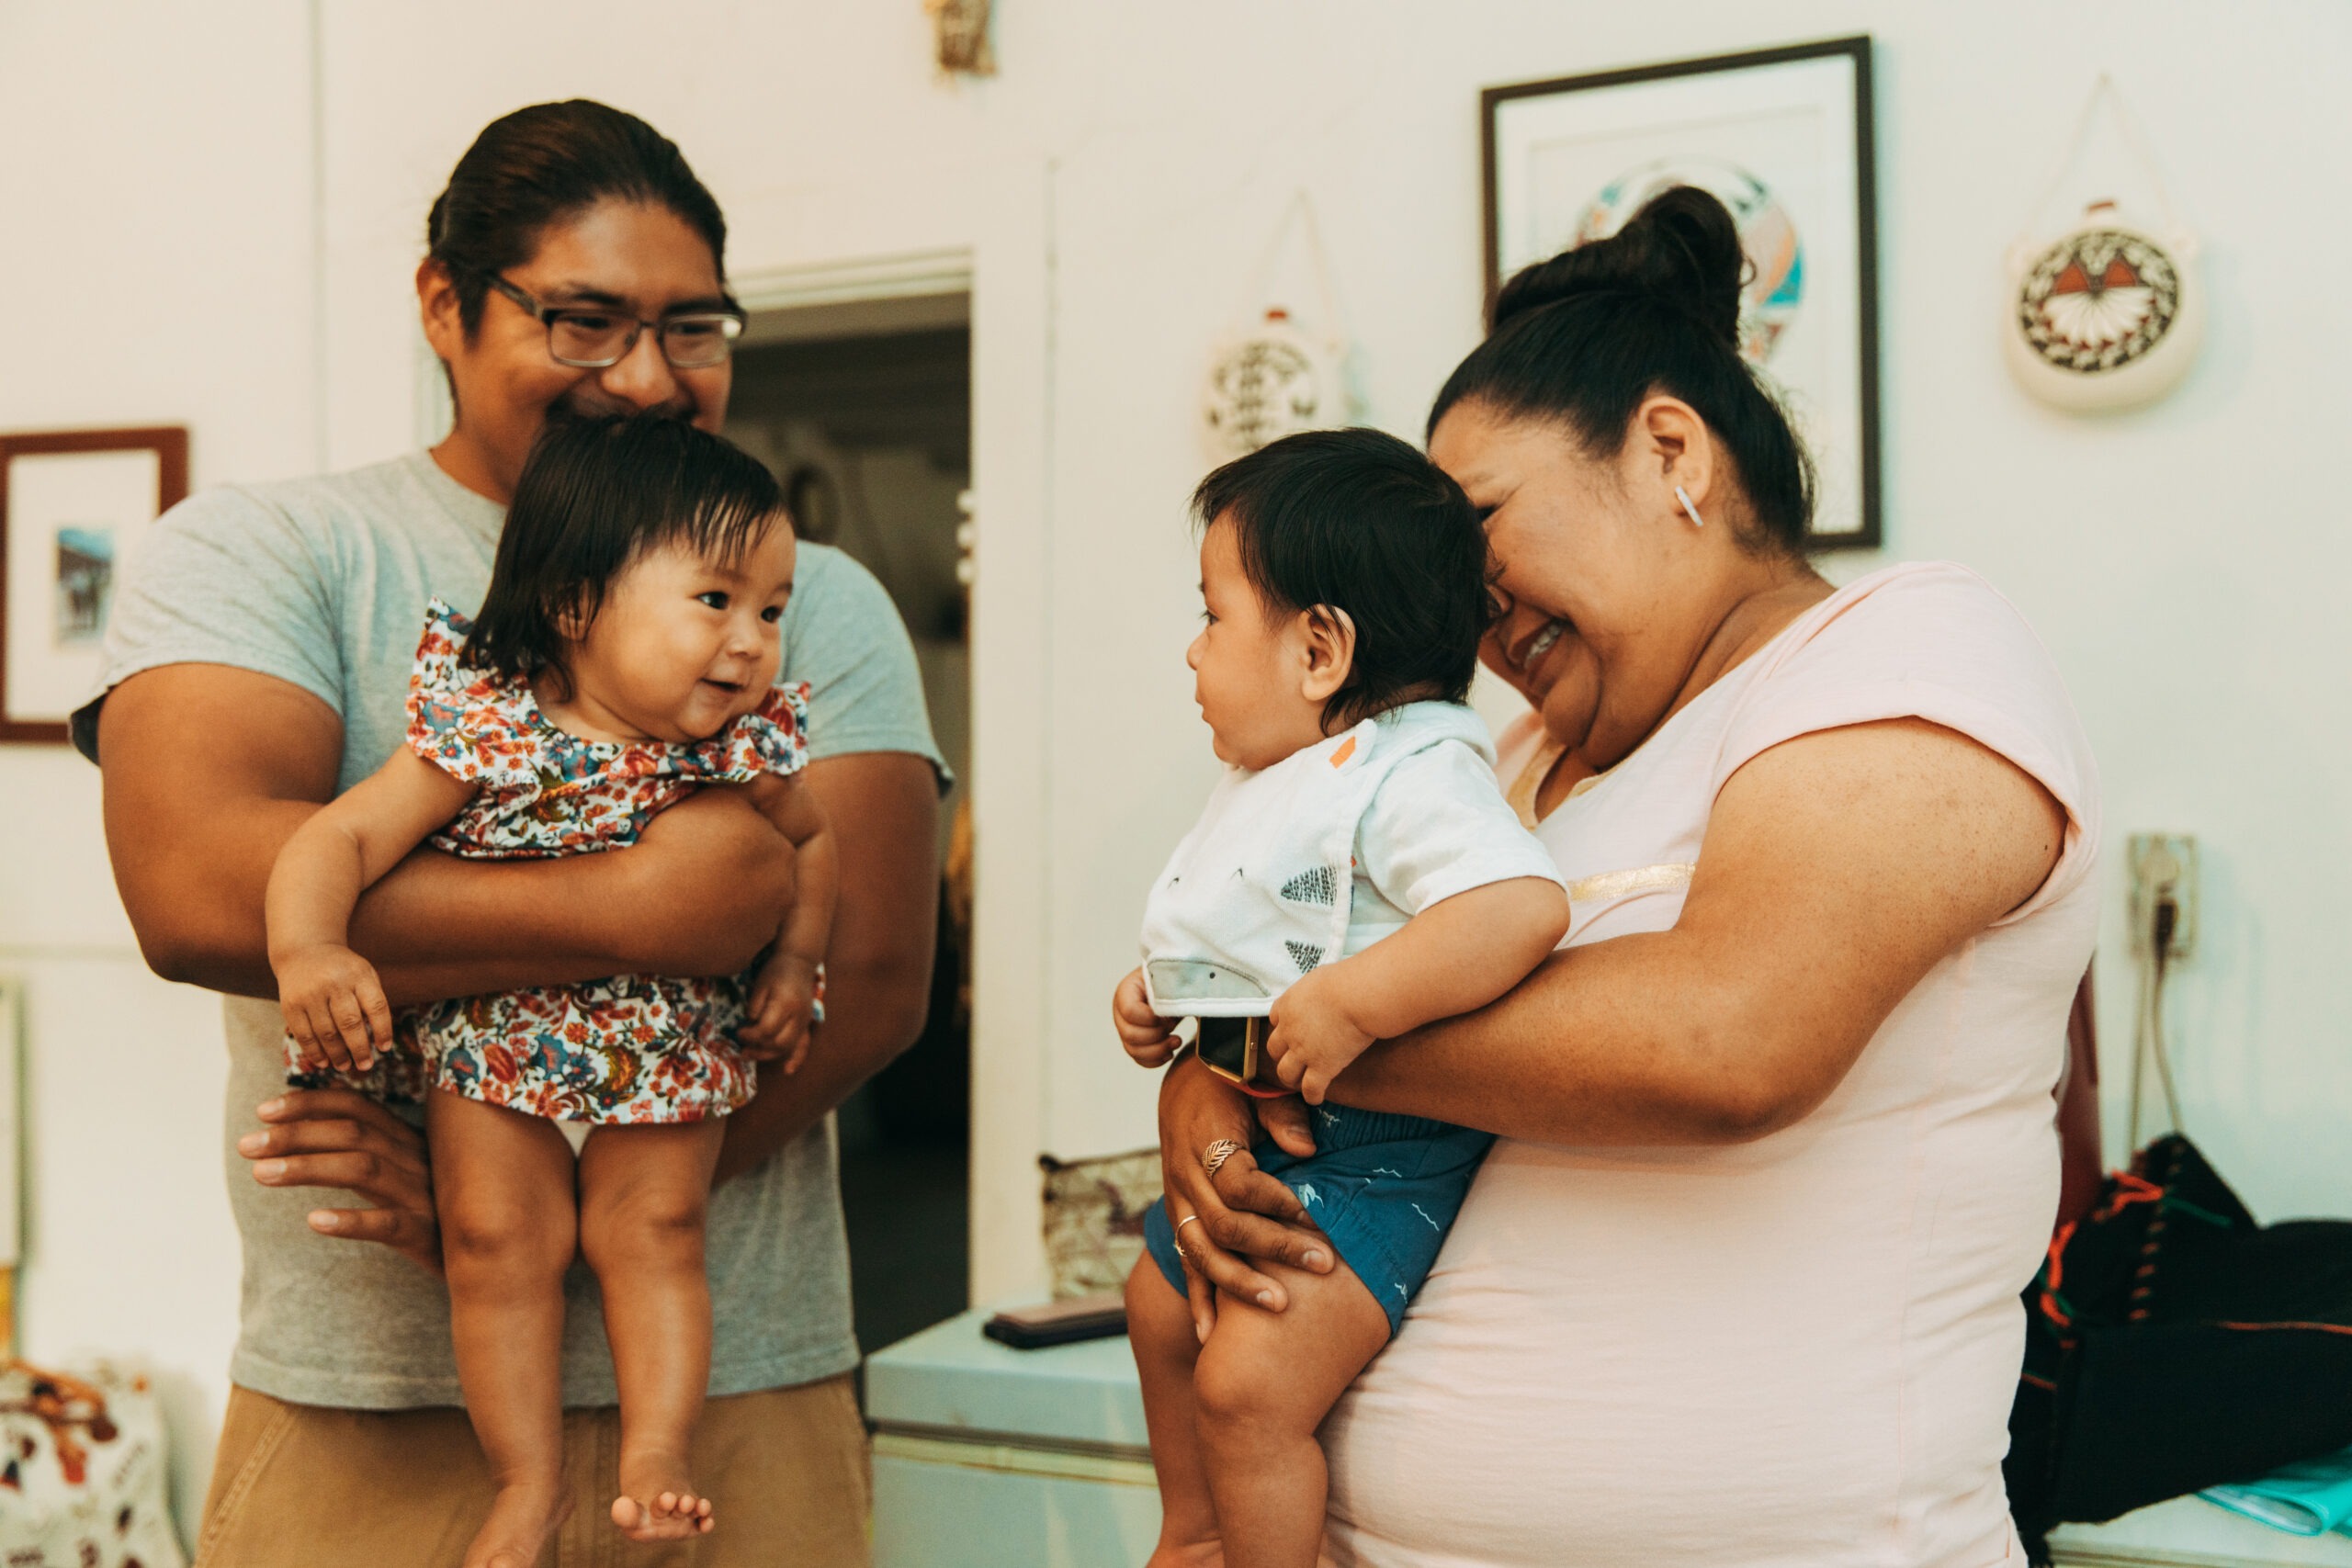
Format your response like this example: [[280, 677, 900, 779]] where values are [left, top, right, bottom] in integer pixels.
[[1430, 400, 1690, 768]]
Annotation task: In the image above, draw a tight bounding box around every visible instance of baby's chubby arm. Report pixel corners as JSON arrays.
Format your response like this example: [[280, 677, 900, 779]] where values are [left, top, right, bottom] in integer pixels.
[[266, 749, 476, 1074], [732, 773, 839, 1071], [1267, 877, 1570, 1104]]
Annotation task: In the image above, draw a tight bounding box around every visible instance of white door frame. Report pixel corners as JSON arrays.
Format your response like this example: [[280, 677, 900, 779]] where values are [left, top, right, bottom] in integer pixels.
[[724, 179, 1058, 1306]]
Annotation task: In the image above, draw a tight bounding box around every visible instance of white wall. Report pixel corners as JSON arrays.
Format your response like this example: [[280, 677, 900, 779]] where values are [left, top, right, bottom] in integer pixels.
[[0, 0, 320, 1533], [5, 0, 2350, 1539]]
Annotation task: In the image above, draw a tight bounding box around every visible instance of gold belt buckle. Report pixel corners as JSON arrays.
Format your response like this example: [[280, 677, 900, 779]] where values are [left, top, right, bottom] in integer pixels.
[[1194, 1015, 1283, 1096]]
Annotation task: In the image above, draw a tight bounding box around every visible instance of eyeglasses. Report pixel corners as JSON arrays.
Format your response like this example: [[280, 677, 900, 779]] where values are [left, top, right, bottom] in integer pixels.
[[482, 272, 746, 370]]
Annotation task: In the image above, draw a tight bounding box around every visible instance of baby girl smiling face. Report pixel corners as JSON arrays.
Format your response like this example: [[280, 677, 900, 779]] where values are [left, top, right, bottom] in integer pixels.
[[1187, 514, 1347, 772], [546, 515, 797, 746]]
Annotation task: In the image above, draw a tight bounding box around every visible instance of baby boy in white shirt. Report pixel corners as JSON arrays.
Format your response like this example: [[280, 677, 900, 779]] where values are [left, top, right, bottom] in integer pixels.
[[1114, 428, 1570, 1568]]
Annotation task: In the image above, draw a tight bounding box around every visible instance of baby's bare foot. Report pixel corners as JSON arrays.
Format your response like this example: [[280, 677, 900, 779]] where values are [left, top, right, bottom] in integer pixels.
[[611, 1450, 713, 1542], [465, 1481, 569, 1568]]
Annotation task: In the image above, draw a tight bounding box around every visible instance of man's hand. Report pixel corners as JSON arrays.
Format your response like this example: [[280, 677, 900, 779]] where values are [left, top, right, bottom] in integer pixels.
[[1114, 967, 1182, 1066], [238, 1087, 440, 1276], [275, 944, 395, 1073], [738, 953, 819, 1071], [1264, 963, 1375, 1104]]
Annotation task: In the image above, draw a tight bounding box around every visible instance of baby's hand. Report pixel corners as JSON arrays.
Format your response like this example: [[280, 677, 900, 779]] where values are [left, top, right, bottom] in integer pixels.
[[1113, 968, 1182, 1067], [1265, 964, 1375, 1105], [275, 944, 395, 1074], [739, 953, 819, 1072]]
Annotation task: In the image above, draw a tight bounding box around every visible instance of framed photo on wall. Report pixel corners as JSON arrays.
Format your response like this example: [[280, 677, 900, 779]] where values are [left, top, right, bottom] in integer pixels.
[[1483, 37, 1881, 549], [0, 427, 188, 743]]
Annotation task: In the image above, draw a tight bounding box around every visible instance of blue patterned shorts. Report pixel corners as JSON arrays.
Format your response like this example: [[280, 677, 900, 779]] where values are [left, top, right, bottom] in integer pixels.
[[1143, 1105, 1494, 1337]]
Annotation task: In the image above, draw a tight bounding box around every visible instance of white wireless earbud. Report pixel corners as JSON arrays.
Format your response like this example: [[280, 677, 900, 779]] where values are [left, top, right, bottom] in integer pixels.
[[1675, 486, 1706, 528]]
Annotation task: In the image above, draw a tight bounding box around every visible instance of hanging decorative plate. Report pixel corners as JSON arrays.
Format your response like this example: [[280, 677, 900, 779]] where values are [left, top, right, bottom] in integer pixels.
[[1200, 307, 1345, 461], [2006, 203, 2202, 412]]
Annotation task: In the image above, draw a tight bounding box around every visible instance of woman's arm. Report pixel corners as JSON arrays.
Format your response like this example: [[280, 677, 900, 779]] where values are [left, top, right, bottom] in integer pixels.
[[100, 663, 798, 1004], [1333, 717, 2068, 1142], [1157, 716, 2068, 1321], [1266, 875, 1570, 1103]]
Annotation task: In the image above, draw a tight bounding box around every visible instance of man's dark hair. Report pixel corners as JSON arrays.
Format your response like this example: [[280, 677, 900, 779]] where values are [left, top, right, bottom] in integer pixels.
[[1193, 427, 1490, 730], [426, 100, 730, 337], [1430, 185, 1815, 556], [465, 415, 783, 694]]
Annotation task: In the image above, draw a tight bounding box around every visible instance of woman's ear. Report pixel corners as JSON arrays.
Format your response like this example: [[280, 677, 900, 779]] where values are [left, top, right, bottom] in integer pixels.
[[1298, 604, 1358, 712], [1634, 395, 1715, 519]]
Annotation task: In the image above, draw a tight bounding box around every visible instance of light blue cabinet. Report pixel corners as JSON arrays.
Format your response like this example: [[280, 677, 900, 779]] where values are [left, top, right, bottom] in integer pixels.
[[866, 1307, 1161, 1567]]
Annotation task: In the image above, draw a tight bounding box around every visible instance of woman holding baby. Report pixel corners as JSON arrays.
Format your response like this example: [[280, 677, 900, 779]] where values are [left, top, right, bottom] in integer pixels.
[[1149, 186, 2100, 1566]]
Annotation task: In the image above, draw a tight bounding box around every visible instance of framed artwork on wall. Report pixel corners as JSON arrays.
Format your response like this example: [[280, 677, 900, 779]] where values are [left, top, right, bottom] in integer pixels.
[[0, 427, 188, 743], [1483, 37, 1882, 549]]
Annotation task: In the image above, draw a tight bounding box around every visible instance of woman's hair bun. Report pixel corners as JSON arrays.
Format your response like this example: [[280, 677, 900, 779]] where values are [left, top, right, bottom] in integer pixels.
[[1492, 184, 1747, 348]]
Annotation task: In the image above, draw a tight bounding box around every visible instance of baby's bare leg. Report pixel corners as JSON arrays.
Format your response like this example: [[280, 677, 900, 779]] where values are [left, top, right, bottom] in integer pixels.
[[1126, 1256, 1226, 1567], [427, 1090, 581, 1568], [1193, 1258, 1390, 1568], [577, 1118, 726, 1541]]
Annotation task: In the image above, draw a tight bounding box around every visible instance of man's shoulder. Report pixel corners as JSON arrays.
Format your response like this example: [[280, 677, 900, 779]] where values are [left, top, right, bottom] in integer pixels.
[[182, 452, 435, 527], [787, 541, 892, 620], [776, 542, 946, 776], [152, 453, 439, 559], [781, 542, 904, 672]]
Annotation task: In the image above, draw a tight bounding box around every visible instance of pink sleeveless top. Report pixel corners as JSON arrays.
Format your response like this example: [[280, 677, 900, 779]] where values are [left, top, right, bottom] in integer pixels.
[[1319, 563, 2101, 1568]]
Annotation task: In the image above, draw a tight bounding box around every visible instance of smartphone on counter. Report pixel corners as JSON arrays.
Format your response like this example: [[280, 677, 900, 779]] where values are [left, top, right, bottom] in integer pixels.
[[982, 1292, 1128, 1349]]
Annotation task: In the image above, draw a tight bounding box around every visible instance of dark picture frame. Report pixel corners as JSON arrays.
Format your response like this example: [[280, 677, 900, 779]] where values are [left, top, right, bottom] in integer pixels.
[[0, 426, 188, 744], [1482, 37, 1881, 549]]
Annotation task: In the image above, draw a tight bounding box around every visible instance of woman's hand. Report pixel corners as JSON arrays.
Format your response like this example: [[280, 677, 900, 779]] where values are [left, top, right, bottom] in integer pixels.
[[237, 1088, 441, 1276], [621, 787, 798, 975], [1156, 1057, 1332, 1340], [1113, 968, 1182, 1066]]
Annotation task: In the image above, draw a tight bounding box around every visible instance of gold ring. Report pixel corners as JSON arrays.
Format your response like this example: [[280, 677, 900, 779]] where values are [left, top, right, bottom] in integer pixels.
[[1173, 1213, 1202, 1261], [1201, 1139, 1245, 1178]]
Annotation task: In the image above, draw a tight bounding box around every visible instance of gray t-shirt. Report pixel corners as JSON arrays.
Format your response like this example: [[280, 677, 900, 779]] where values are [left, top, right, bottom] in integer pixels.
[[74, 449, 944, 1408]]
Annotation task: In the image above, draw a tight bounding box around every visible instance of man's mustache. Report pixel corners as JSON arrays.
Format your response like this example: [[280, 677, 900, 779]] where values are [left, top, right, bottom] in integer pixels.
[[548, 386, 700, 423]]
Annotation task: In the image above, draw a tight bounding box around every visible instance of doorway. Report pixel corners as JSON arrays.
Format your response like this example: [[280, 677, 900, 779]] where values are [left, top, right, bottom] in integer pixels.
[[724, 292, 973, 1357]]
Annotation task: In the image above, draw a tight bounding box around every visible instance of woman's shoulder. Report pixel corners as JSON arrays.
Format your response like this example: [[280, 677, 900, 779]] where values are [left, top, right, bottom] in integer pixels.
[[1780, 559, 2043, 660], [1724, 558, 2101, 867]]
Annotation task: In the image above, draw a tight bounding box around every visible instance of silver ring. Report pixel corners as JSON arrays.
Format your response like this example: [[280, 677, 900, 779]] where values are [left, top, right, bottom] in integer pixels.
[[1201, 1138, 1245, 1178], [1172, 1213, 1203, 1260]]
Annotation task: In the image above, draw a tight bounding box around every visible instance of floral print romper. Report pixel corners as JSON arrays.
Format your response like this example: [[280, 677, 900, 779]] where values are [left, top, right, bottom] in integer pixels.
[[285, 599, 812, 1126]]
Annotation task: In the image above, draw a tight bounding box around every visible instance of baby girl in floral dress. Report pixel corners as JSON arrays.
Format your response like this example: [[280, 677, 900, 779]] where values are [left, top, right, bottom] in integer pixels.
[[266, 415, 834, 1568]]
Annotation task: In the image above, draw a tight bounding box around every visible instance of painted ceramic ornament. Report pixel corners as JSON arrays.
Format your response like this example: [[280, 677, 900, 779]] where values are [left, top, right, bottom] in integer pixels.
[[2007, 201, 2202, 412], [1201, 307, 1345, 461]]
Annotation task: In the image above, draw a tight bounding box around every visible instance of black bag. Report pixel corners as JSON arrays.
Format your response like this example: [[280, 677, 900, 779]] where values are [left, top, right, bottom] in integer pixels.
[[2007, 1134, 2352, 1562]]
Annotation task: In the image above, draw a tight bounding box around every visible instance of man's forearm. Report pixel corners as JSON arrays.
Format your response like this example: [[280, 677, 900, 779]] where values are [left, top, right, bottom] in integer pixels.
[[354, 847, 645, 1006]]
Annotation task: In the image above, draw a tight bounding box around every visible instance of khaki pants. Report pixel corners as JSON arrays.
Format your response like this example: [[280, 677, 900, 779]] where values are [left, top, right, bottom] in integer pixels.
[[196, 1377, 871, 1567]]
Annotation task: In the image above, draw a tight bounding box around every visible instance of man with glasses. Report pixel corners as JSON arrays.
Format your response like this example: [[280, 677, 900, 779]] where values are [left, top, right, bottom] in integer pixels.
[[76, 100, 940, 1566]]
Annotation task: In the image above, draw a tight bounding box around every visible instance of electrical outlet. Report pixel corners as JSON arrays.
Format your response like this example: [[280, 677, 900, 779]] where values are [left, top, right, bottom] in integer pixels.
[[2127, 833, 2197, 961]]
